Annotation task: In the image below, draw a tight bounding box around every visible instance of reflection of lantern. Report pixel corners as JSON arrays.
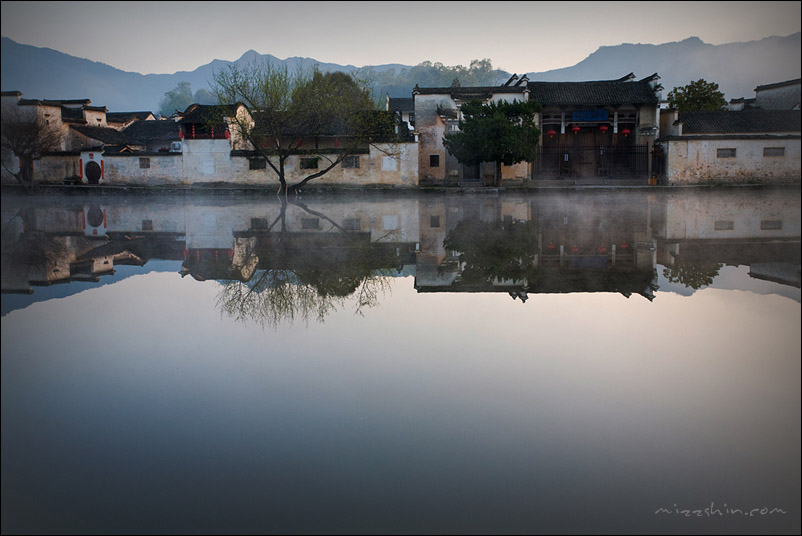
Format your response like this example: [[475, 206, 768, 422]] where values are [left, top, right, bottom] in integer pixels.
[[547, 242, 556, 250], [598, 246, 608, 253], [619, 241, 629, 249], [571, 125, 580, 134], [547, 129, 556, 138], [622, 128, 631, 137], [599, 125, 609, 133], [571, 245, 580, 254]]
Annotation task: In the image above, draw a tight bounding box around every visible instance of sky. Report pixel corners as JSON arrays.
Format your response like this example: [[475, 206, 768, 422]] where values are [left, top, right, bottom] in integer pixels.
[[1, 1, 801, 75]]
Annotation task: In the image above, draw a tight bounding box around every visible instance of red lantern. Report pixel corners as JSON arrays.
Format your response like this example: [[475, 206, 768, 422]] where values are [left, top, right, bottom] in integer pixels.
[[179, 130, 184, 140], [224, 130, 230, 139], [621, 128, 631, 137], [599, 125, 609, 133], [334, 138, 340, 147], [571, 125, 580, 134], [547, 129, 556, 138]]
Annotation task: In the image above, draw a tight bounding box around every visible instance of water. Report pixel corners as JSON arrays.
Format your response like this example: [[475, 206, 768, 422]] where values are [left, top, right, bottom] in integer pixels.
[[2, 187, 800, 534]]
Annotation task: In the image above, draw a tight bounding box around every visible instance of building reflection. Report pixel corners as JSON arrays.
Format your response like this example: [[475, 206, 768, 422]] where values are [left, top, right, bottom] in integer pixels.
[[2, 189, 799, 317]]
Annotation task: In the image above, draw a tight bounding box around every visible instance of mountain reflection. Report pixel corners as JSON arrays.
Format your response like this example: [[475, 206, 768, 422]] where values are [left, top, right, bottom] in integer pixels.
[[2, 188, 800, 321]]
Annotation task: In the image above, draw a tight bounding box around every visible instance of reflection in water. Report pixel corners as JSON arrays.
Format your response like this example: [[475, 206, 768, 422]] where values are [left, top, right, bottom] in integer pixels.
[[1, 187, 800, 534], [2, 188, 800, 318]]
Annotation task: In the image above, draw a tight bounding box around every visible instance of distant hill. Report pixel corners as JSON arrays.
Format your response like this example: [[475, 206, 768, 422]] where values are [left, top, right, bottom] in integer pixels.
[[2, 33, 800, 113], [525, 34, 801, 101]]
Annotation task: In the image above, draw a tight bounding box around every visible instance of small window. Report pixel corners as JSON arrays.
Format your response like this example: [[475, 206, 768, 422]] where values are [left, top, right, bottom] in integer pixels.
[[408, 113, 415, 125], [716, 148, 736, 158], [300, 157, 319, 169], [141, 219, 153, 231], [429, 154, 440, 167], [251, 217, 268, 230], [343, 218, 361, 231], [763, 147, 785, 157], [342, 155, 360, 169], [430, 215, 440, 228], [301, 218, 320, 230], [714, 220, 734, 230], [760, 220, 782, 230], [139, 158, 150, 168], [249, 157, 266, 170]]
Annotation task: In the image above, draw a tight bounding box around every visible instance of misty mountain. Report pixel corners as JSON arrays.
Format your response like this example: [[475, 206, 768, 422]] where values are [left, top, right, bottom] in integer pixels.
[[2, 33, 800, 114], [526, 34, 801, 101]]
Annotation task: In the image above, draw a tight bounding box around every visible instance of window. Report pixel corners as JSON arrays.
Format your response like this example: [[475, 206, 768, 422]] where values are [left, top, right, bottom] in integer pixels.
[[716, 148, 736, 158], [249, 157, 266, 170], [760, 220, 782, 230], [343, 218, 361, 231], [429, 154, 440, 167], [408, 113, 415, 125], [430, 215, 440, 228], [342, 155, 360, 169], [139, 158, 150, 168], [300, 157, 319, 169], [714, 220, 734, 230], [763, 147, 785, 157], [251, 218, 268, 230], [301, 218, 320, 230]]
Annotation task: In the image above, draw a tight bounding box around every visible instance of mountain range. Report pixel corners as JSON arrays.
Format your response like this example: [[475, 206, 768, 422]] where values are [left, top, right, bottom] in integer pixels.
[[2, 33, 800, 113]]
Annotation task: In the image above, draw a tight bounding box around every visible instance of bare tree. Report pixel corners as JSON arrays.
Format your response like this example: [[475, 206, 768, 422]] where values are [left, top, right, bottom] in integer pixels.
[[211, 61, 398, 196], [1, 108, 63, 192]]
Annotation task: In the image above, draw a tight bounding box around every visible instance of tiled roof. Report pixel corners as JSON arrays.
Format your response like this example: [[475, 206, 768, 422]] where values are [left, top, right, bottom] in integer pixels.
[[388, 98, 414, 113], [179, 104, 240, 124], [18, 98, 91, 106], [107, 111, 154, 123], [755, 78, 801, 92], [678, 110, 802, 134], [123, 120, 181, 143], [527, 79, 659, 107], [71, 125, 136, 145], [413, 85, 528, 99]]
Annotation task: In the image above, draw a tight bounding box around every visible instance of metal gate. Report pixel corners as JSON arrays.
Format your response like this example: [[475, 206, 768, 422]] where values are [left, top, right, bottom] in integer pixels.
[[535, 145, 648, 179]]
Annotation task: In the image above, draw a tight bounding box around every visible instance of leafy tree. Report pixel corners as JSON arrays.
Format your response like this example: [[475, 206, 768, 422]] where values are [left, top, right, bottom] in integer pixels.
[[158, 81, 194, 116], [1, 108, 63, 191], [662, 262, 722, 289], [667, 79, 727, 111], [442, 218, 539, 286], [443, 99, 541, 186], [211, 61, 397, 196], [192, 88, 218, 106]]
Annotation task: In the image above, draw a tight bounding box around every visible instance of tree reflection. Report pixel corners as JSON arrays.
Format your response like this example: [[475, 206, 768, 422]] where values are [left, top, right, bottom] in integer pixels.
[[442, 218, 540, 286], [662, 262, 723, 289], [215, 199, 398, 328], [1, 206, 67, 291]]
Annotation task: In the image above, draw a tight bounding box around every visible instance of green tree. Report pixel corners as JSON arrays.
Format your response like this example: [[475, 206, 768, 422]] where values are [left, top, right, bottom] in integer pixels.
[[158, 81, 194, 116], [666, 79, 727, 111], [212, 61, 397, 196], [662, 262, 722, 289], [443, 99, 541, 186], [192, 88, 218, 106], [442, 218, 540, 286]]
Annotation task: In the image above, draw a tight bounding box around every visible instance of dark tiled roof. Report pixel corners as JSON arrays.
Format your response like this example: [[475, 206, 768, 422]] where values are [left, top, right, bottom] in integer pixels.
[[1, 90, 22, 97], [107, 111, 154, 123], [413, 85, 528, 99], [71, 125, 136, 144], [179, 104, 240, 124], [755, 78, 801, 92], [679, 110, 802, 134], [388, 98, 414, 113], [527, 80, 659, 107], [18, 98, 91, 106], [123, 120, 181, 143]]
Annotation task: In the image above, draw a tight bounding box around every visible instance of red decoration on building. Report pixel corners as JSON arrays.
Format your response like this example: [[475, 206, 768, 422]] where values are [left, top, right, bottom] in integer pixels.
[[621, 128, 631, 137], [224, 130, 230, 139], [599, 125, 609, 132], [179, 130, 184, 140], [571, 125, 580, 133], [296, 139, 302, 148], [334, 139, 340, 147], [547, 129, 556, 138]]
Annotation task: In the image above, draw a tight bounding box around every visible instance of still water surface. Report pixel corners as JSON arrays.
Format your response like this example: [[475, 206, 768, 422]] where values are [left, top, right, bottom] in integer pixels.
[[2, 188, 800, 534]]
